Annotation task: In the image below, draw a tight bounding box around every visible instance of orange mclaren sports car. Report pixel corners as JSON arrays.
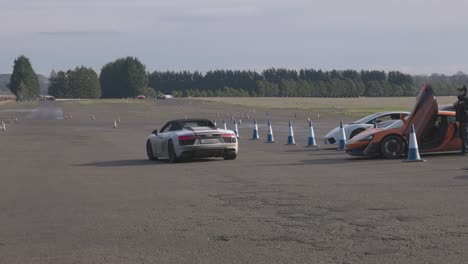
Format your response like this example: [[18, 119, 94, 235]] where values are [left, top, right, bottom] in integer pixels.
[[346, 85, 462, 158]]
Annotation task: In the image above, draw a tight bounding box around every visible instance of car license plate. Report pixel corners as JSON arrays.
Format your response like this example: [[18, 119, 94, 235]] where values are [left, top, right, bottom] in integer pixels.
[[200, 138, 218, 144]]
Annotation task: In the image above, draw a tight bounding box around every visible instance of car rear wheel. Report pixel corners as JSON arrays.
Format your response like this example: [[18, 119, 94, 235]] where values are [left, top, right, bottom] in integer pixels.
[[168, 140, 179, 163], [146, 140, 157, 161], [350, 128, 366, 139], [380, 135, 406, 159]]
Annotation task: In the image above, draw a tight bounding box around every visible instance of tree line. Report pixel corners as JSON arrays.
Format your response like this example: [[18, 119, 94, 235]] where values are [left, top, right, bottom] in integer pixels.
[[414, 72, 468, 96], [7, 55, 467, 99], [148, 69, 416, 97]]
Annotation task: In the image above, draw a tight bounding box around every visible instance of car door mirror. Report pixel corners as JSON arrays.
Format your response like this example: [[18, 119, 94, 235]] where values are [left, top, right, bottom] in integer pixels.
[[152, 129, 158, 135]]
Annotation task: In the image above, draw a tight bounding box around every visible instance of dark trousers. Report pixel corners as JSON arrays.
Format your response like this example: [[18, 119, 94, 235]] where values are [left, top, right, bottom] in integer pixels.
[[460, 122, 468, 152]]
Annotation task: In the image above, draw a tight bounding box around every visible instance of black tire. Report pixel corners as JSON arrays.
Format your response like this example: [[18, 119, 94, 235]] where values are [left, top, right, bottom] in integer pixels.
[[146, 140, 157, 161], [380, 135, 406, 159], [350, 128, 366, 139], [224, 153, 237, 160], [167, 140, 179, 163]]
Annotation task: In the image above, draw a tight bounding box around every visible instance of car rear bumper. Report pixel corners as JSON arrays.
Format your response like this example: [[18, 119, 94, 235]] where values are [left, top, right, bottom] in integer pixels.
[[179, 147, 237, 159]]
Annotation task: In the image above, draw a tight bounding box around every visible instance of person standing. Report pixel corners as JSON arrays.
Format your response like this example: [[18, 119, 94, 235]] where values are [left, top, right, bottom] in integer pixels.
[[455, 86, 468, 154]]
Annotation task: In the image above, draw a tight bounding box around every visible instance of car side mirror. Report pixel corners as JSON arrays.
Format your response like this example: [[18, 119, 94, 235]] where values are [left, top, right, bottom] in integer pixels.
[[152, 129, 158, 135]]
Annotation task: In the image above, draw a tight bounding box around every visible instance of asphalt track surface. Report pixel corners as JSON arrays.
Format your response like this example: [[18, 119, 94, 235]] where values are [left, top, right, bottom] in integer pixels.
[[2, 99, 468, 264]]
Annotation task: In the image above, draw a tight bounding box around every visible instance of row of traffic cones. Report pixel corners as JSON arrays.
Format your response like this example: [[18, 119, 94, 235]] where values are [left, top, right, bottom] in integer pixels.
[[219, 118, 318, 146], [227, 117, 424, 162], [218, 111, 321, 126], [96, 114, 121, 129], [67, 113, 122, 129]]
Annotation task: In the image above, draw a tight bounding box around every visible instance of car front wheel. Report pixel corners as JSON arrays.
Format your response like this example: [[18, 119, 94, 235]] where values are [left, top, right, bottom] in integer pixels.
[[380, 135, 406, 159]]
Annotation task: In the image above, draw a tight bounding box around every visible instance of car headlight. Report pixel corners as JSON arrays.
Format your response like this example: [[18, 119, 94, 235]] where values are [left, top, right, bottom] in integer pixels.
[[361, 135, 374, 141]]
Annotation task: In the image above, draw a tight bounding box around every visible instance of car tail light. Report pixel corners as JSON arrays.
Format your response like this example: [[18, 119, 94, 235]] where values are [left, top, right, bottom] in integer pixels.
[[178, 134, 197, 145], [222, 133, 237, 143], [178, 135, 197, 140]]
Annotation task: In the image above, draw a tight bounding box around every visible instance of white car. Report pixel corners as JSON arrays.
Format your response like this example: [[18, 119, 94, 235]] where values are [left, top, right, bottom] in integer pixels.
[[146, 118, 239, 162], [324, 111, 409, 145]]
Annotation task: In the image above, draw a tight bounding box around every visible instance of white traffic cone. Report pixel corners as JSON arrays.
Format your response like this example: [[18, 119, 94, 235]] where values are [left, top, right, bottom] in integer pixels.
[[337, 121, 346, 151], [287, 120, 296, 145], [1, 121, 5, 132], [113, 120, 118, 129], [307, 119, 318, 147], [117, 116, 121, 123], [233, 119, 240, 138], [252, 119, 260, 140], [405, 123, 425, 162], [213, 120, 217, 127], [266, 120, 276, 143], [223, 119, 227, 130]]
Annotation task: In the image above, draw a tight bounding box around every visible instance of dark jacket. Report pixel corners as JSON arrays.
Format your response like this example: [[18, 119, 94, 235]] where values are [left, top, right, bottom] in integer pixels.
[[455, 96, 468, 122]]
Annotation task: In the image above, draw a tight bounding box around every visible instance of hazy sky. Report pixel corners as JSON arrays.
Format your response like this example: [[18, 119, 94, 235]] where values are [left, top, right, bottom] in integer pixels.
[[0, 0, 467, 75]]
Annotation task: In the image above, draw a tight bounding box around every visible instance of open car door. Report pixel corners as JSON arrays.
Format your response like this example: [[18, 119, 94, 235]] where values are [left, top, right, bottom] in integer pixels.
[[403, 85, 438, 140]]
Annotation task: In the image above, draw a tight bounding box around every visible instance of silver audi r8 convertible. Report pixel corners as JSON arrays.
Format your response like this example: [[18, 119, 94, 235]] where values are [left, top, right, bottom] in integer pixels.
[[146, 118, 239, 162]]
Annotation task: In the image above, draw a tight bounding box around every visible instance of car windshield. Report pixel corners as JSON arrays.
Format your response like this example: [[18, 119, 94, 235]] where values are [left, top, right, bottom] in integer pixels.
[[178, 120, 215, 128], [378, 120, 398, 128], [385, 117, 408, 129], [351, 113, 381, 124]]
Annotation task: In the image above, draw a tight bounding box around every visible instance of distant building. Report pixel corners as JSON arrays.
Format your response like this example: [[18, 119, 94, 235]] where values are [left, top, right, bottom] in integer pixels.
[[0, 95, 16, 102], [38, 95, 55, 101]]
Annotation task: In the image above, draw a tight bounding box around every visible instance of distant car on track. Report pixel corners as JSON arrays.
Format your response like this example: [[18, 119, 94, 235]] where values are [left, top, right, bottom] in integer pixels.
[[146, 118, 239, 163], [137, 95, 146, 99], [346, 85, 460, 158], [157, 94, 173, 99], [324, 111, 410, 145]]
